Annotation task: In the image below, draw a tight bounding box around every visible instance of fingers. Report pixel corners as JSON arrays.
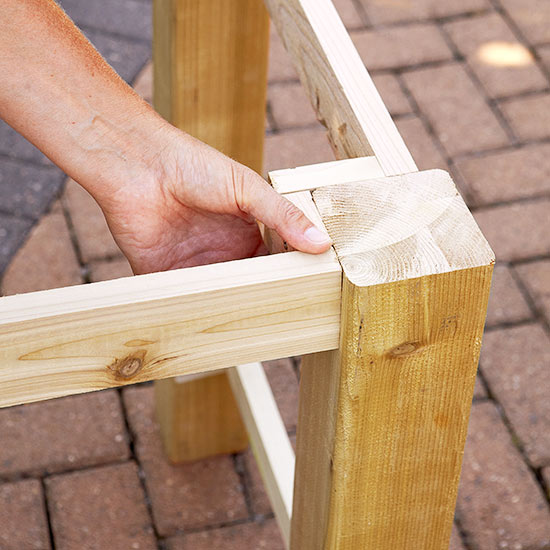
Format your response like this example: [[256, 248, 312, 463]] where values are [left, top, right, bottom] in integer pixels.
[[238, 171, 332, 255]]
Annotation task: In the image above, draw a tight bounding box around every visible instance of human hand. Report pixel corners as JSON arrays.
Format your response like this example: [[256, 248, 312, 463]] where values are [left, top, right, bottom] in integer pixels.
[[95, 125, 332, 275]]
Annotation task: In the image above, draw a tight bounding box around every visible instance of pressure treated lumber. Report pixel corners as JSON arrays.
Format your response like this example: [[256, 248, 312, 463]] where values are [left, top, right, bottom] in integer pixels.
[[0, 251, 341, 408], [291, 169, 494, 549], [263, 0, 416, 175], [153, 0, 270, 461], [155, 371, 248, 462], [228, 363, 295, 548]]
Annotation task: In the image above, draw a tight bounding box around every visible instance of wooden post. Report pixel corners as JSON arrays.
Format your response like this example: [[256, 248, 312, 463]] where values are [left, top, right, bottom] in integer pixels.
[[152, 0, 269, 461], [262, 1, 494, 547], [291, 171, 494, 549]]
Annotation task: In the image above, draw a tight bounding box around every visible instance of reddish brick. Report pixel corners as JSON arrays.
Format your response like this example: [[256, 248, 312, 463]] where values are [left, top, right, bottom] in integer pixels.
[[263, 127, 334, 175], [402, 63, 510, 156], [89, 257, 133, 282], [0, 390, 128, 477], [372, 73, 413, 117], [46, 462, 156, 550], [166, 518, 284, 550], [395, 116, 448, 170], [481, 324, 550, 466], [240, 448, 271, 516], [333, 0, 365, 29], [515, 260, 550, 325], [543, 468, 550, 498], [268, 83, 318, 130], [501, 93, 550, 142], [473, 199, 550, 261], [268, 26, 299, 83], [351, 24, 453, 71], [455, 143, 550, 206], [500, 0, 550, 46], [449, 525, 466, 550], [358, 0, 489, 25], [0, 479, 51, 550], [473, 375, 487, 399], [486, 264, 532, 327], [133, 60, 153, 104], [123, 386, 248, 536], [537, 44, 550, 73], [445, 13, 546, 98], [263, 359, 299, 433], [62, 179, 122, 262], [457, 401, 550, 549], [1, 201, 82, 295]]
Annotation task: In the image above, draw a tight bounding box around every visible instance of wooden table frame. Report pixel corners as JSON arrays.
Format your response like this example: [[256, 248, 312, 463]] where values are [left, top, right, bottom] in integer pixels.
[[0, 1, 494, 548]]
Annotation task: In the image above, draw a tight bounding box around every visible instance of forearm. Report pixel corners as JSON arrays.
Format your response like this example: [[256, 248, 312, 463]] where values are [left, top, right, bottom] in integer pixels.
[[0, 0, 166, 202]]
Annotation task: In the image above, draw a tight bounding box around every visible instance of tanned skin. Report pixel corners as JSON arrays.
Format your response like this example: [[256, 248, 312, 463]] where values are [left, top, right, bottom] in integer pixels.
[[0, 0, 331, 274]]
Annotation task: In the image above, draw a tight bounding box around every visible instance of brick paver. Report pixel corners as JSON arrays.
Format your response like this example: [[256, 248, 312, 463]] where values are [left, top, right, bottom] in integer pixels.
[[500, 0, 550, 46], [263, 127, 334, 175], [481, 324, 550, 467], [500, 93, 550, 142], [515, 260, 550, 325], [46, 462, 156, 550], [123, 386, 248, 536], [474, 199, 550, 261], [62, 179, 122, 263], [268, 82, 318, 130], [1, 201, 82, 295], [444, 12, 547, 99], [357, 0, 490, 25], [455, 143, 550, 205], [403, 63, 510, 156], [165, 519, 285, 550], [263, 359, 299, 433], [395, 116, 449, 171], [371, 73, 413, 117], [0, 479, 51, 550], [0, 390, 129, 478], [352, 24, 453, 71], [89, 257, 133, 282], [457, 401, 550, 550], [485, 264, 532, 327]]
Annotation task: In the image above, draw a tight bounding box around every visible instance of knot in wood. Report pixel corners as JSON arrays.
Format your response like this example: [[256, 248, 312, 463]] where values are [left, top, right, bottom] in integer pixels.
[[109, 350, 146, 380], [389, 342, 421, 357]]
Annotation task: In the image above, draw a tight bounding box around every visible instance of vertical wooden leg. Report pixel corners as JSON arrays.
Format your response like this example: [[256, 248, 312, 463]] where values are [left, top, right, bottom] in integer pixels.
[[290, 174, 494, 549], [152, 0, 269, 461], [155, 373, 248, 462]]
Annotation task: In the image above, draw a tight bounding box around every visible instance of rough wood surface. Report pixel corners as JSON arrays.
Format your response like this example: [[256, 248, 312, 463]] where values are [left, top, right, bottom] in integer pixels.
[[152, 0, 269, 461], [155, 371, 248, 462], [313, 169, 494, 285], [291, 169, 494, 549], [228, 363, 295, 547], [0, 252, 341, 408], [263, 0, 416, 175]]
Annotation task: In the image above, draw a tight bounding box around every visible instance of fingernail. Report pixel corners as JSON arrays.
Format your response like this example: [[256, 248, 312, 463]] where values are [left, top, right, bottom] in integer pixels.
[[304, 226, 332, 244]]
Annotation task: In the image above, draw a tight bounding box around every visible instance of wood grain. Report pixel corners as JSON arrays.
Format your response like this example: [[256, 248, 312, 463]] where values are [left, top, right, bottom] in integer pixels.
[[155, 371, 248, 463], [263, 0, 417, 175], [292, 169, 494, 549], [228, 363, 295, 547], [152, 0, 269, 461], [269, 156, 384, 194], [0, 252, 341, 408]]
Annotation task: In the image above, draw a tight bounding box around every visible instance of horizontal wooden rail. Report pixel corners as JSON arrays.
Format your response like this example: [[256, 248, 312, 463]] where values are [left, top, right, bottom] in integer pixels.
[[0, 250, 341, 407], [228, 363, 295, 548]]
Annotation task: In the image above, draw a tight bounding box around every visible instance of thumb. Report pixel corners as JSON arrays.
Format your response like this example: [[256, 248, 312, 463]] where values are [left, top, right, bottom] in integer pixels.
[[239, 171, 332, 254]]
